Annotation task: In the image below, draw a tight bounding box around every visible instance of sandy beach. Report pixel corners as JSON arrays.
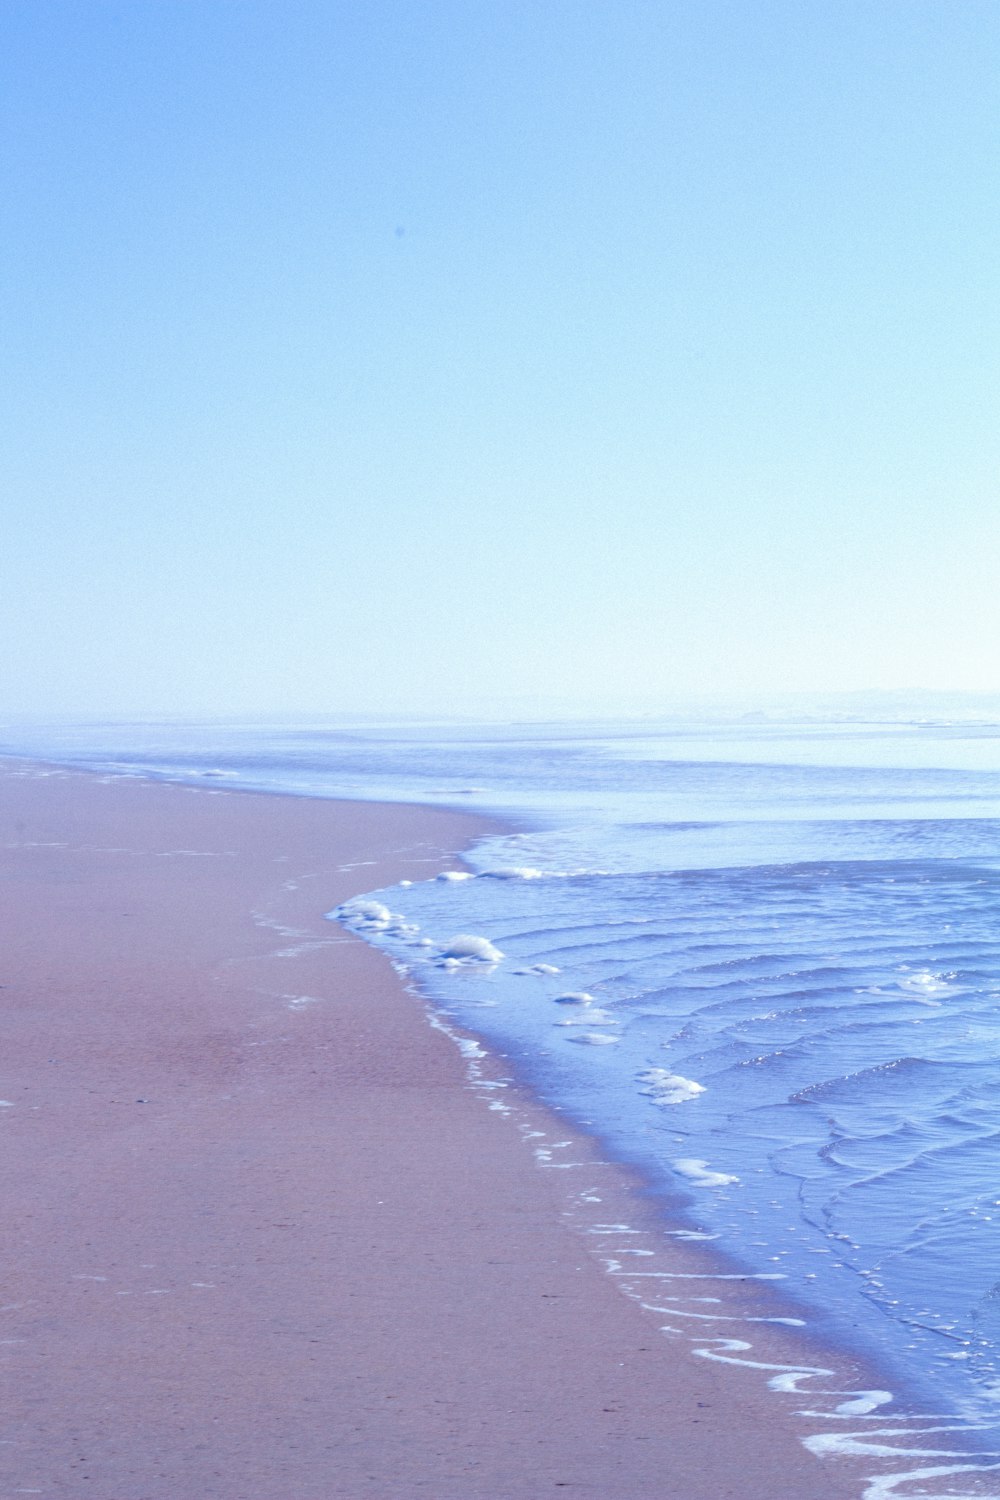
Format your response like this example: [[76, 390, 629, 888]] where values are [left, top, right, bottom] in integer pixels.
[[0, 762, 894, 1499]]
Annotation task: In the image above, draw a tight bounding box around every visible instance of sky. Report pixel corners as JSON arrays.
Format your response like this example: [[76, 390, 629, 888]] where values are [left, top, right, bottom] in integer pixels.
[[2, 0, 998, 719]]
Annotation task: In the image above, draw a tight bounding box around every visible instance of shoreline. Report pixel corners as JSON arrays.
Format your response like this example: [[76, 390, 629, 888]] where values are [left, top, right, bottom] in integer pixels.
[[0, 758, 979, 1498]]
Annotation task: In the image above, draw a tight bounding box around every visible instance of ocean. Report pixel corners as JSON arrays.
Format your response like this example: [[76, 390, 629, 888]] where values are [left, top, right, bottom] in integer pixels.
[[6, 712, 1000, 1485]]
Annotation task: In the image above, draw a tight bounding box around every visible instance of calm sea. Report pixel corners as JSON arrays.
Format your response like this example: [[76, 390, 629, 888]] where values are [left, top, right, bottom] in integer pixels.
[[7, 713, 1000, 1445]]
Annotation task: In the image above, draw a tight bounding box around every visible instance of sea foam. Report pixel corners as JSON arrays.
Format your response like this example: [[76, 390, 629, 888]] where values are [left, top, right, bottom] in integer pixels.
[[439, 934, 505, 963], [332, 900, 392, 928], [638, 1068, 706, 1105], [673, 1158, 739, 1188]]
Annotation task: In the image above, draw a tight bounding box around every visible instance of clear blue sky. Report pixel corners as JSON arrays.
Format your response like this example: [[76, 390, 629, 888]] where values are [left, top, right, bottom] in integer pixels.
[[3, 1, 997, 717]]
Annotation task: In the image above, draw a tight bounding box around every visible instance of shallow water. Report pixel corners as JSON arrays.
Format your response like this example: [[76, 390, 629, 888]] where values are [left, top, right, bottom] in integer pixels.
[[6, 713, 1000, 1442]]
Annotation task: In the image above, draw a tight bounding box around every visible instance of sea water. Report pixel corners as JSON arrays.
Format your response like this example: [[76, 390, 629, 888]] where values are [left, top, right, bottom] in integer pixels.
[[6, 713, 1000, 1447]]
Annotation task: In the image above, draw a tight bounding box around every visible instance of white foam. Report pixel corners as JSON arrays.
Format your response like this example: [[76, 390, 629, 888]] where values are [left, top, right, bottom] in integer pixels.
[[859, 1462, 1000, 1499], [555, 1007, 617, 1027], [440, 934, 505, 962], [513, 963, 562, 976], [554, 991, 595, 1005], [673, 1158, 739, 1187], [804, 1431, 969, 1460], [567, 1031, 620, 1046], [638, 1068, 706, 1105], [436, 870, 474, 882], [897, 970, 953, 1004], [479, 866, 545, 880], [833, 1390, 894, 1416], [899, 968, 953, 992], [333, 900, 392, 929]]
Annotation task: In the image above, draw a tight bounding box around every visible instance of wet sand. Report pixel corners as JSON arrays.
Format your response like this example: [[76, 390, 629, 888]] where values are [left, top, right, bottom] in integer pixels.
[[0, 762, 887, 1498]]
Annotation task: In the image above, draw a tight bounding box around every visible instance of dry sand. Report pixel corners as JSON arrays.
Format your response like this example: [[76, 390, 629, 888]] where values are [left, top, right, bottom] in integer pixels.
[[0, 762, 894, 1498]]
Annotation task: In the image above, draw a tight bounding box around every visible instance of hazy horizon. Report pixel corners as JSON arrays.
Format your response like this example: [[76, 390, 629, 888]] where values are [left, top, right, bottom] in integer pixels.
[[9, 686, 1000, 733]]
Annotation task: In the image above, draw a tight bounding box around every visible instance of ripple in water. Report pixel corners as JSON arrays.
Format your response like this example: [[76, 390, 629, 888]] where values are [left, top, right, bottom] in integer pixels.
[[340, 837, 1000, 1432]]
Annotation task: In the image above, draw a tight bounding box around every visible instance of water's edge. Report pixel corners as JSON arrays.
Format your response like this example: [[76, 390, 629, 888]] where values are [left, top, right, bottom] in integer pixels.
[[7, 749, 1000, 1495]]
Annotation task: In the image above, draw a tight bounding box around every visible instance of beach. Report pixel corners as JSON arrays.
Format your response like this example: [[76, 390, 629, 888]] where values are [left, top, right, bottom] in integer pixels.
[[0, 762, 909, 1499]]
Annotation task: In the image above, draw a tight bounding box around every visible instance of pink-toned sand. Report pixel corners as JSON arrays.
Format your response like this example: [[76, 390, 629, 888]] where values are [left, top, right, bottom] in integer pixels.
[[0, 764, 882, 1499]]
